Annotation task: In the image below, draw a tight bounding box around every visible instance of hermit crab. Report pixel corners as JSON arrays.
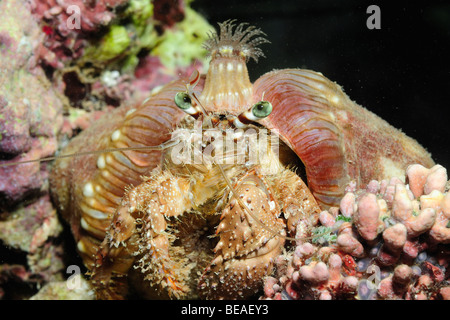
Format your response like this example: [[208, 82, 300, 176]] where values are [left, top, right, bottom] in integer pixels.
[[13, 20, 434, 299]]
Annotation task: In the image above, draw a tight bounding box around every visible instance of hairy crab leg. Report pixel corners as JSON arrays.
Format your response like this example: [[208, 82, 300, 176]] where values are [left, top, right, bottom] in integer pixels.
[[269, 168, 322, 235], [198, 164, 324, 299], [90, 170, 194, 299]]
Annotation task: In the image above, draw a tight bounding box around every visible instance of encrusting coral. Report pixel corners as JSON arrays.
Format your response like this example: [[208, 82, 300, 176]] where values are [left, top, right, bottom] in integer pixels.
[[0, 0, 64, 206], [31, 0, 212, 111], [0, 1, 65, 296], [262, 163, 450, 300]]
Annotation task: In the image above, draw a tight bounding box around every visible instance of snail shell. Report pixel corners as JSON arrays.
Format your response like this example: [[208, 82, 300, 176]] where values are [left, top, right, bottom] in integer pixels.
[[254, 68, 434, 207]]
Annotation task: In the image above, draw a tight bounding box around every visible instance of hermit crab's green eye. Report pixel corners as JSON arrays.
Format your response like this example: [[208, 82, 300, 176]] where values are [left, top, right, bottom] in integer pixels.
[[174, 91, 201, 118], [234, 100, 273, 128], [174, 92, 192, 110], [251, 101, 272, 119]]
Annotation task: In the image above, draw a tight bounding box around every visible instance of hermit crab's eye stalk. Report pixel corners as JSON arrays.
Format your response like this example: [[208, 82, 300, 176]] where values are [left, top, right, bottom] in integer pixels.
[[174, 92, 192, 110], [174, 92, 201, 118], [233, 100, 273, 128], [251, 101, 272, 119]]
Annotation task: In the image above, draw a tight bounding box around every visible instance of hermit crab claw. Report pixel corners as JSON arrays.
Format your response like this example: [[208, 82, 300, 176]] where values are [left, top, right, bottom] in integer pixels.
[[198, 170, 285, 299]]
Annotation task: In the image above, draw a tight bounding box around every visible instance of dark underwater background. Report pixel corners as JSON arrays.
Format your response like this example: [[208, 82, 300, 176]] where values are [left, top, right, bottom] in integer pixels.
[[192, 0, 450, 169]]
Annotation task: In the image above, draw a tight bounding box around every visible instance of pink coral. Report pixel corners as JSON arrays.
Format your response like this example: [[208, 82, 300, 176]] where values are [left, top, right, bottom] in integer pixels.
[[298, 262, 330, 284], [337, 233, 364, 258], [262, 163, 450, 300], [266, 250, 359, 300], [392, 184, 436, 237], [353, 193, 383, 241], [153, 0, 185, 27], [440, 286, 450, 300], [30, 0, 129, 67], [407, 164, 448, 197], [382, 223, 407, 252], [423, 191, 450, 244], [339, 192, 356, 217]]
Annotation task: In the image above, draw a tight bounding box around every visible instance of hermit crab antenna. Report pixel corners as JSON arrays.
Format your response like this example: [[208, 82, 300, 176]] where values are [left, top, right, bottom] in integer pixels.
[[0, 139, 181, 168], [202, 19, 270, 62]]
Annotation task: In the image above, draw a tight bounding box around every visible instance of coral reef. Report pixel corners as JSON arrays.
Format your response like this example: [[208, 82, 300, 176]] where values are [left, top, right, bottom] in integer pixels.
[[0, 195, 65, 299], [0, 0, 67, 299], [29, 276, 94, 300], [31, 0, 212, 111], [0, 0, 64, 206], [31, 0, 129, 68], [262, 164, 450, 300]]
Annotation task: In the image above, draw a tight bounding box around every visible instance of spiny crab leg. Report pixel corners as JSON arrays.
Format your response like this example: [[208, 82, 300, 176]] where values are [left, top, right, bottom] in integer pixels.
[[269, 169, 322, 236], [216, 163, 298, 242], [198, 169, 286, 299], [197, 167, 321, 299], [90, 171, 194, 299]]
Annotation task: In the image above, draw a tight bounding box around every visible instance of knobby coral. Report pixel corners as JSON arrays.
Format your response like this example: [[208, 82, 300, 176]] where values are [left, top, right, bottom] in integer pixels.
[[263, 164, 449, 300]]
